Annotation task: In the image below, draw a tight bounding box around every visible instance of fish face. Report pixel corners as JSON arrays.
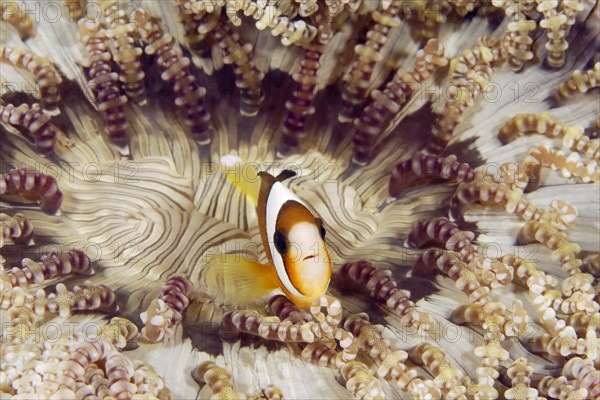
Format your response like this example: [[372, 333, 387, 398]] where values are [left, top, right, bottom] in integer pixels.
[[277, 220, 332, 298], [269, 198, 332, 306]]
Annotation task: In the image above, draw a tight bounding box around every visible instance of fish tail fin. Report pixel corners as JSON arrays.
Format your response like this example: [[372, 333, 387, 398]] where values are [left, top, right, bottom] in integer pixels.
[[201, 253, 279, 305], [220, 155, 260, 206]]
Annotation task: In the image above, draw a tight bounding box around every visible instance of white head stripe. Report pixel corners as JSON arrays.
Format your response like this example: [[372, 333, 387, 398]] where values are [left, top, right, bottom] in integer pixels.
[[265, 182, 306, 298]]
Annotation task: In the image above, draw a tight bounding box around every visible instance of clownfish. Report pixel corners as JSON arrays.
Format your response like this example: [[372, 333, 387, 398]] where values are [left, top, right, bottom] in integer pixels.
[[202, 155, 332, 308]]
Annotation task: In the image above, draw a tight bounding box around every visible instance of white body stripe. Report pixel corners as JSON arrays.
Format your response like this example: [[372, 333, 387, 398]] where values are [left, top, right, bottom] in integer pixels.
[[265, 182, 306, 298]]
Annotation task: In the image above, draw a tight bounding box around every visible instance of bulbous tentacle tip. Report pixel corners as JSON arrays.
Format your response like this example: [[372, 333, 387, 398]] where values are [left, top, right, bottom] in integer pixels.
[[196, 136, 212, 146]]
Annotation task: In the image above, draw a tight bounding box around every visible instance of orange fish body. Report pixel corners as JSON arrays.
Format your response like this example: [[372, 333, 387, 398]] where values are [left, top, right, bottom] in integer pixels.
[[202, 156, 331, 308]]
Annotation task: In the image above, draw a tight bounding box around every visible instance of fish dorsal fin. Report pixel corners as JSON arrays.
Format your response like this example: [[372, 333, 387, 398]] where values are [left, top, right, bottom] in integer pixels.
[[275, 169, 297, 182]]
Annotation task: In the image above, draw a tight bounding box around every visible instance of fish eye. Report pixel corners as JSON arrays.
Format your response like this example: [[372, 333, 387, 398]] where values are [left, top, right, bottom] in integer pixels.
[[274, 231, 287, 254], [316, 218, 326, 239]]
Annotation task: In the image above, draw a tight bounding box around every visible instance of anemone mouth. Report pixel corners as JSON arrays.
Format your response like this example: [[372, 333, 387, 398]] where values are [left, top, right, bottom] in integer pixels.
[[1, 1, 599, 399]]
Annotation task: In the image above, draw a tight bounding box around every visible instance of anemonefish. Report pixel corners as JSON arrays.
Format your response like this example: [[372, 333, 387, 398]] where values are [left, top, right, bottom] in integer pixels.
[[202, 155, 332, 308]]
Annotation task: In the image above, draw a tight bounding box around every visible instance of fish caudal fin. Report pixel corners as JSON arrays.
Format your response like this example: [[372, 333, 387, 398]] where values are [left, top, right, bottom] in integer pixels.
[[220, 155, 260, 206], [202, 253, 279, 305]]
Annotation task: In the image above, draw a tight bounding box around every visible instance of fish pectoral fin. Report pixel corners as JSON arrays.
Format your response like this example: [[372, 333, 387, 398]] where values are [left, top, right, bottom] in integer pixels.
[[275, 169, 297, 182], [202, 253, 279, 305]]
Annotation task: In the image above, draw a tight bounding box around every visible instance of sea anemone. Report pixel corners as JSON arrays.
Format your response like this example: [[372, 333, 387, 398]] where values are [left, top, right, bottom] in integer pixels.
[[1, 0, 599, 399]]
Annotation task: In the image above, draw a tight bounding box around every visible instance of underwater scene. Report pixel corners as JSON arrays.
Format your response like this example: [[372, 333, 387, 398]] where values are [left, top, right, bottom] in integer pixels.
[[1, 0, 599, 399]]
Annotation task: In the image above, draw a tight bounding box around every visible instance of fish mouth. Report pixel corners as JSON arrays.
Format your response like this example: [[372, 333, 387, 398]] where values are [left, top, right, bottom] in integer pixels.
[[303, 255, 315, 261]]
